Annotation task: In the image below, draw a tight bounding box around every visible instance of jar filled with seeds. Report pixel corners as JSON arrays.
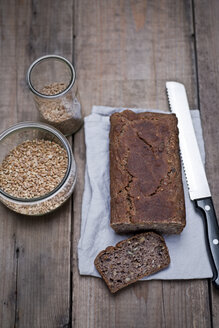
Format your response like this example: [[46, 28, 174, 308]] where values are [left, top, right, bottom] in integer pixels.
[[27, 55, 83, 136], [0, 122, 77, 215]]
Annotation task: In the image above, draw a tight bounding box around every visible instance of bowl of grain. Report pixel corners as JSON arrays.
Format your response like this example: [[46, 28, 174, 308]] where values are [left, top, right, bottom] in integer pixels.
[[0, 122, 76, 215]]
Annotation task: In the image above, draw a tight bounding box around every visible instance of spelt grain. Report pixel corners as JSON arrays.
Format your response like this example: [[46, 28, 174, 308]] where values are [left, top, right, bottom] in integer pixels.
[[0, 139, 68, 199], [34, 82, 82, 135]]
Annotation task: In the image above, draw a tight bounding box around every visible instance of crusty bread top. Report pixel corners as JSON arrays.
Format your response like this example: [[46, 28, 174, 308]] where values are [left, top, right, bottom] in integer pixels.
[[109, 110, 185, 234]]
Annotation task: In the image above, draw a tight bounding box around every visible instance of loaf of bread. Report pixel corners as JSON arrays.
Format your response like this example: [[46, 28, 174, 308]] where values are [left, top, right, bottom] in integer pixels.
[[109, 110, 185, 234], [94, 232, 170, 293]]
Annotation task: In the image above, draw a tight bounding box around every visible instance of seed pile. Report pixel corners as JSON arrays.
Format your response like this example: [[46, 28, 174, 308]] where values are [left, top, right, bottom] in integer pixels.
[[35, 82, 82, 135], [41, 82, 67, 96], [0, 139, 68, 199], [38, 83, 73, 123]]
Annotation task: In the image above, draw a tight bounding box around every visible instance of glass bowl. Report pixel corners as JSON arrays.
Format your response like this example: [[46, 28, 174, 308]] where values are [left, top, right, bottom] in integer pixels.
[[0, 122, 76, 215]]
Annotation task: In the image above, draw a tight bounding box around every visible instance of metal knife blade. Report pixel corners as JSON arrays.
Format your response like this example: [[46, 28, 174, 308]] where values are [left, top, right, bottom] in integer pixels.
[[166, 81, 219, 288], [166, 81, 210, 200]]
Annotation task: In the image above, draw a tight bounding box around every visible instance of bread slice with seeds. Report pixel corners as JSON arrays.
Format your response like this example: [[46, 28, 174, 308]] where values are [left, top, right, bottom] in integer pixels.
[[94, 232, 170, 293]]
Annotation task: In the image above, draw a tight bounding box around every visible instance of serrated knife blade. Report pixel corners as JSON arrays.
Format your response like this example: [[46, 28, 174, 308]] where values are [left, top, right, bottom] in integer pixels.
[[166, 81, 219, 288], [166, 82, 210, 200]]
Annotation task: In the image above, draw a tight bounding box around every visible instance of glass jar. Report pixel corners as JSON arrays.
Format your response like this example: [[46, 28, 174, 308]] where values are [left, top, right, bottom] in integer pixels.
[[27, 55, 83, 136], [0, 122, 76, 215]]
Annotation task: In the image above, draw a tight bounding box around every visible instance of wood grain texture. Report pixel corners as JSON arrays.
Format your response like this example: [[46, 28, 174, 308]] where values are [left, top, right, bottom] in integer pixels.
[[0, 0, 73, 327], [72, 1, 211, 327], [194, 0, 219, 326], [0, 0, 217, 327], [0, 2, 21, 326]]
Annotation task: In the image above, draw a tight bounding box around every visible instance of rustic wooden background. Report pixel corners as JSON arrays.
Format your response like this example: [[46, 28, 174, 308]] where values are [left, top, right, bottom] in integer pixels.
[[0, 0, 219, 327]]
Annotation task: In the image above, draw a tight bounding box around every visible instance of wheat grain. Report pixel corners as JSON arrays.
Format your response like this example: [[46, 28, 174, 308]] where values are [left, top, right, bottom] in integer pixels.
[[0, 139, 68, 199]]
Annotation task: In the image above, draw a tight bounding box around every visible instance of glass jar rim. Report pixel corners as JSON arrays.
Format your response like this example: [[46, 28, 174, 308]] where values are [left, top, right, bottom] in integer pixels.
[[26, 55, 76, 99], [0, 121, 74, 203]]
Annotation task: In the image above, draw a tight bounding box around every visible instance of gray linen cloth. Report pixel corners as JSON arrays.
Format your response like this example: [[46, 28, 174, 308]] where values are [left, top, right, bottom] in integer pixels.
[[78, 106, 212, 280]]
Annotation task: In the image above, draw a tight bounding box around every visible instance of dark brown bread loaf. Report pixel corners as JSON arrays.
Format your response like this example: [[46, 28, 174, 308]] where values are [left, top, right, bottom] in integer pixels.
[[109, 110, 186, 234], [94, 232, 170, 293]]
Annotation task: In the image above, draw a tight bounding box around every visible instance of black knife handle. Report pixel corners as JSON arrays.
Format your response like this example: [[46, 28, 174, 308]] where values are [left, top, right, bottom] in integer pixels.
[[196, 197, 219, 288]]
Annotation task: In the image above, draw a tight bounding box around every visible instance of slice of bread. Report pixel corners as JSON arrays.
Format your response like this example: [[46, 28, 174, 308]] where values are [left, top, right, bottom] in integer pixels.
[[94, 232, 170, 293]]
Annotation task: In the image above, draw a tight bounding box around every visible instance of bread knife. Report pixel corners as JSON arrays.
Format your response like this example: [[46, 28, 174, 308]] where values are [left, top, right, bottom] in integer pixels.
[[166, 81, 219, 288]]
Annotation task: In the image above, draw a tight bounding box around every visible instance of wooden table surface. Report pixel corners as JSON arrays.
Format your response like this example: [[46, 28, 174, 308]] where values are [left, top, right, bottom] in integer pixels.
[[1, 0, 219, 327]]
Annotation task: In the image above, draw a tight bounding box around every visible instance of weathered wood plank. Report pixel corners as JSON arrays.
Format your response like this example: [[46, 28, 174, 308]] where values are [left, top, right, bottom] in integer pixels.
[[72, 1, 211, 327], [194, 0, 219, 326], [0, 2, 21, 326], [0, 0, 74, 327]]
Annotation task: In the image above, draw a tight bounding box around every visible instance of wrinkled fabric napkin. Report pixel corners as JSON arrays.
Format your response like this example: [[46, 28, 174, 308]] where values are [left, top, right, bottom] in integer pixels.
[[78, 106, 212, 280]]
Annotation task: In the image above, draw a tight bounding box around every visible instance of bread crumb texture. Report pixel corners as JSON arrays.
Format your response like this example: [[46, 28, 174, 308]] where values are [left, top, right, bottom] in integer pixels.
[[94, 232, 170, 293]]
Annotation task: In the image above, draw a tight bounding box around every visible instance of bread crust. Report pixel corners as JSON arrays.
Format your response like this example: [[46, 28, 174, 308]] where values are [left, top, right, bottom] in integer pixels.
[[94, 232, 170, 293], [109, 110, 186, 234]]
